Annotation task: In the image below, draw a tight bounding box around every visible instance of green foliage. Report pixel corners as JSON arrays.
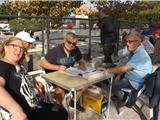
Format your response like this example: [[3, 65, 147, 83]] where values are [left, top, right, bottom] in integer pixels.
[[139, 5, 160, 23], [1, 0, 160, 30], [0, 3, 6, 14], [9, 19, 43, 33], [3, 1, 82, 29], [94, 1, 160, 23]]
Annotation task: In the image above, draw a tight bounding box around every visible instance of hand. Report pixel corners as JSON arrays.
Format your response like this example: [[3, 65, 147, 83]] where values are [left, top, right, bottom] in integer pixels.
[[11, 109, 28, 120], [35, 81, 44, 93], [78, 59, 86, 70], [35, 81, 47, 101], [115, 74, 121, 80], [78, 65, 86, 70], [97, 67, 106, 71], [58, 66, 66, 71]]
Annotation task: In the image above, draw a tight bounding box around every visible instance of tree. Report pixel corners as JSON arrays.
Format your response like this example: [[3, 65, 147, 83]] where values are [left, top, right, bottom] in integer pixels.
[[0, 3, 6, 15], [3, 1, 82, 28], [94, 1, 160, 22]]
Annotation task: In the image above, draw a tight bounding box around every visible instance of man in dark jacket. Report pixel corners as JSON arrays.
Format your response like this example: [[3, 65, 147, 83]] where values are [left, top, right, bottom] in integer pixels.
[[145, 67, 160, 120], [97, 7, 117, 63]]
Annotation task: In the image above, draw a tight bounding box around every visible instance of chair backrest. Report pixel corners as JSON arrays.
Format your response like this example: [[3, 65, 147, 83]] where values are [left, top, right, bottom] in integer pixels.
[[122, 88, 141, 108], [121, 80, 147, 108]]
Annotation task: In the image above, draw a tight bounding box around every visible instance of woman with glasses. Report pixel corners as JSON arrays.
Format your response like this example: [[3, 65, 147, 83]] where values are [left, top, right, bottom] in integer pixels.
[[40, 32, 86, 111], [0, 37, 68, 120]]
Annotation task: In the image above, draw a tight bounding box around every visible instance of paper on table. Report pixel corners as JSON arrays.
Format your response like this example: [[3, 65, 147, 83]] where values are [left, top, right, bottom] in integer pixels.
[[65, 67, 96, 76], [82, 70, 105, 80]]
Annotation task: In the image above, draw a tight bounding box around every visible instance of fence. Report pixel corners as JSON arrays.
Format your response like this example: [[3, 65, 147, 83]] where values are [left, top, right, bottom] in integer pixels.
[[0, 14, 152, 71]]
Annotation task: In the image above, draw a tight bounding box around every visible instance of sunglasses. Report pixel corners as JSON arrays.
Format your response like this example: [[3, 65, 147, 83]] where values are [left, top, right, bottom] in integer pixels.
[[66, 40, 77, 46], [126, 40, 138, 43], [7, 44, 24, 52]]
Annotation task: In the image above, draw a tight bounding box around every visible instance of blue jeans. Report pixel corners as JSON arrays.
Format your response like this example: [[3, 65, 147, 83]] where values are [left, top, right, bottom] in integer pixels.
[[102, 43, 114, 63], [111, 78, 135, 91], [98, 78, 134, 92], [97, 78, 135, 101]]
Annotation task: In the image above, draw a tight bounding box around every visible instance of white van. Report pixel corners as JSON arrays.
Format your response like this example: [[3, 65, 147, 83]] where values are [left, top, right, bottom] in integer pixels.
[[0, 23, 11, 32]]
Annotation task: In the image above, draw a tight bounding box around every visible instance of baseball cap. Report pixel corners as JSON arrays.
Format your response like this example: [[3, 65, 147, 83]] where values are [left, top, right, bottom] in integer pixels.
[[153, 28, 160, 34], [16, 31, 35, 43]]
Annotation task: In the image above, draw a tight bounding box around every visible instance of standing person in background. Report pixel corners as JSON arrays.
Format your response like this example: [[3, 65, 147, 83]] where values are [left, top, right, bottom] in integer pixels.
[[97, 7, 117, 64], [116, 32, 129, 66], [141, 35, 154, 55], [142, 24, 151, 37], [16, 31, 35, 71], [40, 32, 86, 111]]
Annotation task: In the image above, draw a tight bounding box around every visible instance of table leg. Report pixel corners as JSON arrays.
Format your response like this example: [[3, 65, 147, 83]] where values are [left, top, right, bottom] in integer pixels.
[[107, 76, 113, 119], [74, 90, 76, 120]]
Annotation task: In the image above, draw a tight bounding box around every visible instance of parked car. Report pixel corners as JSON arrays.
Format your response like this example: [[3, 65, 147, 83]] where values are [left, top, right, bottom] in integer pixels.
[[0, 23, 10, 31]]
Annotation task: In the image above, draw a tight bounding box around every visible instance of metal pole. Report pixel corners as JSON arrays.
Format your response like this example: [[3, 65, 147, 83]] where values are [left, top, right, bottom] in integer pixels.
[[88, 16, 92, 61], [46, 21, 50, 52], [41, 27, 45, 56]]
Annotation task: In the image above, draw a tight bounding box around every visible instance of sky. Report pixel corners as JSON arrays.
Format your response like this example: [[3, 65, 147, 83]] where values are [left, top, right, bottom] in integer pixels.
[[0, 0, 4, 4], [83, 0, 135, 11]]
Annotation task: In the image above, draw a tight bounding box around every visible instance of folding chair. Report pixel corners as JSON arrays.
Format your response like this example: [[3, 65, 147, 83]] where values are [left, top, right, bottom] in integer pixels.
[[115, 84, 154, 120]]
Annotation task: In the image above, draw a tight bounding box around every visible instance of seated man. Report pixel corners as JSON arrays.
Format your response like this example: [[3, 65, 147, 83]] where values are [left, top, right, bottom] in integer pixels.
[[40, 32, 86, 111], [98, 29, 152, 102]]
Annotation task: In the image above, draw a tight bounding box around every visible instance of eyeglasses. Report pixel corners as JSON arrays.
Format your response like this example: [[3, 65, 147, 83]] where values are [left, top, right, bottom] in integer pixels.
[[7, 44, 24, 52], [66, 40, 77, 46], [126, 40, 138, 43]]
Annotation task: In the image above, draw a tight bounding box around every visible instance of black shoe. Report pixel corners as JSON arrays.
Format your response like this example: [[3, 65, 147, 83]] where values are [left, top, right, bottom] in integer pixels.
[[69, 100, 85, 112]]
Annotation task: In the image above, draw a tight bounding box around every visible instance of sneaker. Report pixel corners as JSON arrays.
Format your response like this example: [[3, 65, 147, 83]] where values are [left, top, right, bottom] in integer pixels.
[[69, 100, 85, 112]]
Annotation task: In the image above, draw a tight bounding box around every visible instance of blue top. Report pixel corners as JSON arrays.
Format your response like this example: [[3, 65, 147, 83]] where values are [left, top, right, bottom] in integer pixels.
[[142, 29, 151, 36], [125, 44, 152, 89]]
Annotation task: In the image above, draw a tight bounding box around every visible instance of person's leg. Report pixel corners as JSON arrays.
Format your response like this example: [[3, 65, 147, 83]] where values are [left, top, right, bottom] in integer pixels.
[[54, 86, 65, 105], [111, 78, 135, 102], [76, 88, 87, 101], [111, 78, 134, 91], [69, 88, 87, 112], [102, 43, 114, 63], [98, 78, 133, 93]]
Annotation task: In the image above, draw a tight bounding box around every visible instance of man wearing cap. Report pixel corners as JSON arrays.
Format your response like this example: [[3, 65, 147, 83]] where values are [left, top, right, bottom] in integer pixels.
[[16, 31, 35, 71], [16, 31, 35, 50], [98, 30, 152, 102], [151, 28, 160, 64]]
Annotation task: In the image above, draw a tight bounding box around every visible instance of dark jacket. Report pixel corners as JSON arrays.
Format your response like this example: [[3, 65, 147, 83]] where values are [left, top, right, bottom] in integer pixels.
[[97, 16, 117, 44], [145, 67, 160, 108]]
